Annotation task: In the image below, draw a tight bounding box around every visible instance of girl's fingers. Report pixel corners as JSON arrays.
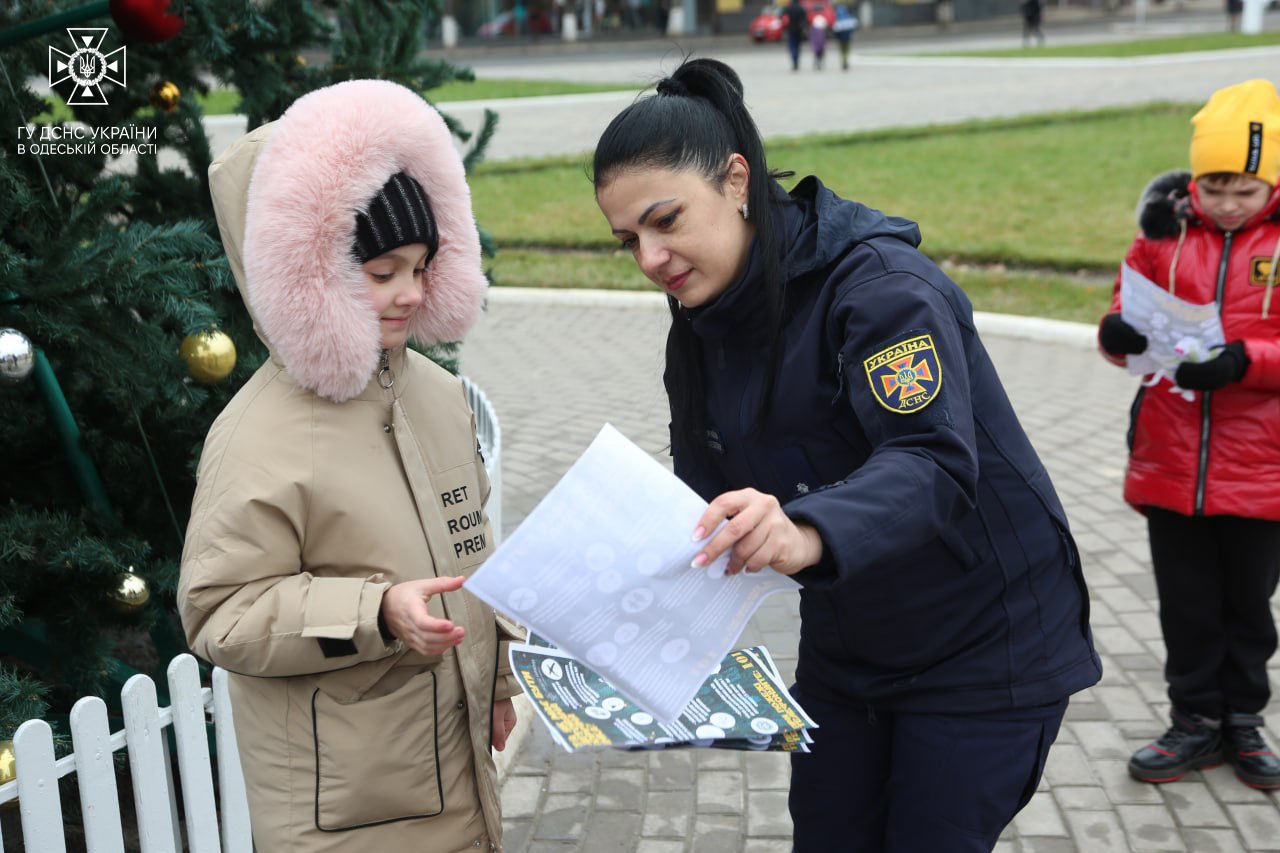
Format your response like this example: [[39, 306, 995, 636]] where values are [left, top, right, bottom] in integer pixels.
[[414, 612, 458, 634]]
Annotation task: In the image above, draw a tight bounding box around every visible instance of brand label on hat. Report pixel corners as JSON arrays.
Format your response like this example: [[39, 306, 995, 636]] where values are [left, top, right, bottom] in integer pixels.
[[1246, 122, 1263, 175]]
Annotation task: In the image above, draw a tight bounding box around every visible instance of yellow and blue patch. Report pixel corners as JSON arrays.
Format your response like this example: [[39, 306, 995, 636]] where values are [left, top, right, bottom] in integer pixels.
[[863, 333, 942, 414]]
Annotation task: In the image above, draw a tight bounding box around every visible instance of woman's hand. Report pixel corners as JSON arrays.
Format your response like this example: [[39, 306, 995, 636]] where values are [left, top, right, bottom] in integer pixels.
[[492, 697, 518, 751], [690, 488, 824, 576], [380, 576, 467, 655]]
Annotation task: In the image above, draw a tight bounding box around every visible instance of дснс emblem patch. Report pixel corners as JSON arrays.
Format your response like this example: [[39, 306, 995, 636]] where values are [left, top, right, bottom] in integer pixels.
[[863, 333, 942, 413]]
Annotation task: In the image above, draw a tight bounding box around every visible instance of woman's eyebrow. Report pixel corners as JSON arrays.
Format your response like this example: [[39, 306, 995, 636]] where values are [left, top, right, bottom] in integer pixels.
[[638, 198, 677, 225], [610, 198, 678, 235]]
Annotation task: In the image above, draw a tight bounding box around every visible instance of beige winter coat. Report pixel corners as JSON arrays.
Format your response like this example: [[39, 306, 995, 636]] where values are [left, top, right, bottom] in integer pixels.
[[178, 87, 520, 853]]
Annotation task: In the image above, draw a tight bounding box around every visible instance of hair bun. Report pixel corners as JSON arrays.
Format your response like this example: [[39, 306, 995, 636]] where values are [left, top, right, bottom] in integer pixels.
[[656, 77, 690, 98]]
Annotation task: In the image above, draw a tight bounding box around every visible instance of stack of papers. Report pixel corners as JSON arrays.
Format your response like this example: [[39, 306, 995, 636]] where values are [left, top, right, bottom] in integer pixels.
[[466, 424, 800, 723], [510, 639, 816, 753]]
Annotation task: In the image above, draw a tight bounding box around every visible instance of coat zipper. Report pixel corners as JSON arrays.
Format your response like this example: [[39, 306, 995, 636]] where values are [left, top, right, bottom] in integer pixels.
[[1194, 231, 1232, 515], [377, 348, 395, 391], [830, 351, 846, 405]]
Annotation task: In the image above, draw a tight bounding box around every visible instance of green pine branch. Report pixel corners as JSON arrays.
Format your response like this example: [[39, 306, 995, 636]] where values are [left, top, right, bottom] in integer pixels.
[[1, 0, 496, 743]]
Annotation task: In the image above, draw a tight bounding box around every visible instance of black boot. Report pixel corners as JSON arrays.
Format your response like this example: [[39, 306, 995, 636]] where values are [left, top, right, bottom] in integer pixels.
[[1129, 709, 1223, 783], [1224, 713, 1280, 789]]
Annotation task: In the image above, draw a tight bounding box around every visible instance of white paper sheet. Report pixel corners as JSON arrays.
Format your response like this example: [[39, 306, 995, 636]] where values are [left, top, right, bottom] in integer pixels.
[[464, 424, 799, 723], [1120, 262, 1225, 388]]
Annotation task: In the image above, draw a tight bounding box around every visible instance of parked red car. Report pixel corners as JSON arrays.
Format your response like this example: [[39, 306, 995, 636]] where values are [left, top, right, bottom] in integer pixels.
[[749, 0, 834, 41]]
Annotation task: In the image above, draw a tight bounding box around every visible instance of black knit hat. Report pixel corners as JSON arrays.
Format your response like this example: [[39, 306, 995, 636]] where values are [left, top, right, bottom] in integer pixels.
[[352, 171, 439, 264]]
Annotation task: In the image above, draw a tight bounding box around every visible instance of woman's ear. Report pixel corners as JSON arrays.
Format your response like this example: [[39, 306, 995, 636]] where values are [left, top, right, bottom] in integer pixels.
[[726, 153, 751, 204]]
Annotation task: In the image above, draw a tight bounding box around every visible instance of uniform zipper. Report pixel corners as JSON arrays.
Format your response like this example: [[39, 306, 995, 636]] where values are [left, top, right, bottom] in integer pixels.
[[830, 351, 846, 405], [1194, 231, 1232, 515]]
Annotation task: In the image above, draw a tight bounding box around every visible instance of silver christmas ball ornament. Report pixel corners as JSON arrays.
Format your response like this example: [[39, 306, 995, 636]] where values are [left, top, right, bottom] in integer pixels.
[[0, 328, 35, 384]]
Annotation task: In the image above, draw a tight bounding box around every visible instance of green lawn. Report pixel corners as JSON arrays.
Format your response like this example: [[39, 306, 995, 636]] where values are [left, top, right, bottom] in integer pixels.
[[472, 103, 1197, 322], [944, 266, 1111, 324], [472, 103, 1193, 270], [488, 248, 644, 291], [926, 32, 1280, 58]]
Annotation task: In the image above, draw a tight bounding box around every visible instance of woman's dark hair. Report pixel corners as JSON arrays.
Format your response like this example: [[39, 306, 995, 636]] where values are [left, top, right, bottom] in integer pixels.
[[592, 58, 789, 476]]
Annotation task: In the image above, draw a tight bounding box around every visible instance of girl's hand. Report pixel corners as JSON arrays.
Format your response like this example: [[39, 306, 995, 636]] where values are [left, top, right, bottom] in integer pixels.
[[492, 697, 518, 751], [380, 576, 467, 655], [690, 488, 824, 576]]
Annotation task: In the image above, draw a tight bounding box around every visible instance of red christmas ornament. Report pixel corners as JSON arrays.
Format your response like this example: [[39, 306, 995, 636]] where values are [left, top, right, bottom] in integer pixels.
[[109, 0, 185, 44]]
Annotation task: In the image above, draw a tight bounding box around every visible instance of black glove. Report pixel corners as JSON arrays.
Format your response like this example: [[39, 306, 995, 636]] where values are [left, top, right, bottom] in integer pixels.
[[1174, 341, 1249, 391], [1099, 312, 1148, 356]]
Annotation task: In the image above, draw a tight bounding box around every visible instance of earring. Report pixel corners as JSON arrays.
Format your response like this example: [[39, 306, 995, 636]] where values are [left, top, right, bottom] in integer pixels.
[[741, 202, 750, 221]]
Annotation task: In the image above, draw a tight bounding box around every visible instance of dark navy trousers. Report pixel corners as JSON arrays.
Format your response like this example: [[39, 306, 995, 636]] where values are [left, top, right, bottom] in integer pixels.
[[789, 687, 1066, 852]]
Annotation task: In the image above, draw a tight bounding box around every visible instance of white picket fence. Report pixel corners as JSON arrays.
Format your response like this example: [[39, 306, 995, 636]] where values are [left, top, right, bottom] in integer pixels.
[[0, 377, 502, 850], [461, 375, 503, 542], [0, 655, 251, 852]]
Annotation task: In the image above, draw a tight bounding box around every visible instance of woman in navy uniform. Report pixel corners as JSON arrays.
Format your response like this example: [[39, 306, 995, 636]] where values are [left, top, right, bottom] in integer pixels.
[[593, 58, 1101, 851]]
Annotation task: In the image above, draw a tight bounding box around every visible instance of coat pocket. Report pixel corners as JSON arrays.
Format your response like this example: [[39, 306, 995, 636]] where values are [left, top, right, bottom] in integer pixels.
[[937, 508, 989, 572], [312, 669, 442, 831]]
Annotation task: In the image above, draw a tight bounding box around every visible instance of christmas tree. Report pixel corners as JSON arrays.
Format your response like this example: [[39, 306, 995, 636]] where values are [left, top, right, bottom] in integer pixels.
[[0, 0, 495, 760]]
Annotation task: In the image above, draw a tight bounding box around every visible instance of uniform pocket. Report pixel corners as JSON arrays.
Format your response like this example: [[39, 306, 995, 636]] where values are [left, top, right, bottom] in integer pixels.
[[937, 524, 978, 570], [312, 669, 442, 831], [937, 508, 989, 572]]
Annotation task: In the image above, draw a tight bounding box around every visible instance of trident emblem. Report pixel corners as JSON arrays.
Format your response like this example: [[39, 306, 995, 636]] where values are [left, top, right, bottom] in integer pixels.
[[48, 28, 126, 107]]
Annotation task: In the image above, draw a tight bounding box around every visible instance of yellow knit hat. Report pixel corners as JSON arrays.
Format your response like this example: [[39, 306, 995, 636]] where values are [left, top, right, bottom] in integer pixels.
[[1190, 79, 1280, 186]]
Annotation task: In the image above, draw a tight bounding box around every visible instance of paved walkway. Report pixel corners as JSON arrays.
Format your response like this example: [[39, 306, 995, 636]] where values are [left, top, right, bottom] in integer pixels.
[[461, 290, 1280, 851], [444, 10, 1280, 849]]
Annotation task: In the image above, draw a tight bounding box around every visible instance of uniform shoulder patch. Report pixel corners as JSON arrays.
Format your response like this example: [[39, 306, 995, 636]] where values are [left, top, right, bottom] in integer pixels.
[[862, 332, 943, 414]]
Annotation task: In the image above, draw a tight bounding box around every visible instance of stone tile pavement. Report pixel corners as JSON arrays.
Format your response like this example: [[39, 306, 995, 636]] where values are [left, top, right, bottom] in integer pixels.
[[460, 288, 1280, 852]]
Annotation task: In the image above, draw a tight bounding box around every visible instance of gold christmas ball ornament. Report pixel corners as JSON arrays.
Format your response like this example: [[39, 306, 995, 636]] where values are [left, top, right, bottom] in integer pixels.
[[0, 739, 14, 786], [149, 81, 181, 113], [179, 330, 236, 383], [108, 570, 150, 616], [0, 328, 35, 385]]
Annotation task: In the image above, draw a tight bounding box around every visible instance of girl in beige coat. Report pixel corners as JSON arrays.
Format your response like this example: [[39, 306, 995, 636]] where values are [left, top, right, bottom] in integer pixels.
[[178, 80, 521, 852]]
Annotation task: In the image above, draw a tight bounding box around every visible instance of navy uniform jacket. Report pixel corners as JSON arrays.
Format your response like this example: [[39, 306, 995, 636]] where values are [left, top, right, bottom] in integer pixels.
[[673, 177, 1101, 713]]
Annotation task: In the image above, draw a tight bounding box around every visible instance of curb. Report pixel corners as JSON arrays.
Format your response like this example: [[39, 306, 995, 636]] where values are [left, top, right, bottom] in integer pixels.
[[485, 286, 1099, 348], [972, 310, 1097, 350]]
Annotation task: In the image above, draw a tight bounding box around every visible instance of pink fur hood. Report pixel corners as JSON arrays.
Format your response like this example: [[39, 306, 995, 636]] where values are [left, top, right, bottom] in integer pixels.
[[208, 80, 486, 403]]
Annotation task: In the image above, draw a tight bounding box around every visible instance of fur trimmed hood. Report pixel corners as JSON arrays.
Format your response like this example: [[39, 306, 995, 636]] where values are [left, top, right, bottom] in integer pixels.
[[1135, 169, 1192, 239], [208, 80, 486, 403], [1136, 168, 1280, 239]]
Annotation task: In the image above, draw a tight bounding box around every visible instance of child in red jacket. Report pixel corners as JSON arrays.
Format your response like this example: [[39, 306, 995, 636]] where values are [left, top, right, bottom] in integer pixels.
[[1099, 79, 1280, 790]]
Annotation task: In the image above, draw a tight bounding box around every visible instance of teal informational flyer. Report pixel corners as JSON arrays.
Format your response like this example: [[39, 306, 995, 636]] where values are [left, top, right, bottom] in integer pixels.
[[510, 642, 816, 753]]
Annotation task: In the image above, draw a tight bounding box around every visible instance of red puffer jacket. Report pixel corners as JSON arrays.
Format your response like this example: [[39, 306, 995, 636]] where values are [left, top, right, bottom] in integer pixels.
[[1101, 171, 1280, 519]]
